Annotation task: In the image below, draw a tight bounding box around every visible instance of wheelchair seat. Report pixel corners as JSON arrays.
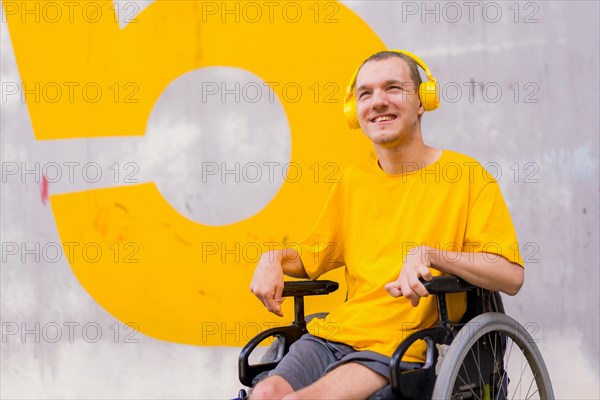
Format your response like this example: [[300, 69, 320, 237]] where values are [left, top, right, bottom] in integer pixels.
[[238, 277, 554, 399]]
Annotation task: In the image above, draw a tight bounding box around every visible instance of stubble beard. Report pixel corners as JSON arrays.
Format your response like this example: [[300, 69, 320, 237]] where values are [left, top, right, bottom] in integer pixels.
[[369, 122, 415, 147]]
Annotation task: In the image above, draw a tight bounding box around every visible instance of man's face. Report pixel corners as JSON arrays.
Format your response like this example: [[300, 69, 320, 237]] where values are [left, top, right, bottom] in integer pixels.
[[355, 57, 424, 147]]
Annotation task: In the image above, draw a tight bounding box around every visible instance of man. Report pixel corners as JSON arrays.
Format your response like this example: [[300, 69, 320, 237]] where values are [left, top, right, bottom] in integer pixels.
[[249, 51, 524, 399]]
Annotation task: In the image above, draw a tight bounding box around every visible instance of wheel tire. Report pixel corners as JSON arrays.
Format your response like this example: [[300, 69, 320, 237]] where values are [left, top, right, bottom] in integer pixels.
[[432, 312, 554, 400]]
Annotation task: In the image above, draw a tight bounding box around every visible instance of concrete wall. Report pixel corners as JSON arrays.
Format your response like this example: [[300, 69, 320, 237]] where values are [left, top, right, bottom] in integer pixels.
[[1, 0, 598, 398]]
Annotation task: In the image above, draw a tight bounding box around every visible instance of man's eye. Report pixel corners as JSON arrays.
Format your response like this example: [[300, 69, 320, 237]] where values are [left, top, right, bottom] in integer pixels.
[[357, 91, 371, 99]]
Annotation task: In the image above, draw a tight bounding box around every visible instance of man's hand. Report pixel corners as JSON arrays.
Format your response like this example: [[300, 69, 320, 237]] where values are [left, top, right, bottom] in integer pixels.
[[385, 246, 433, 307], [250, 251, 286, 317]]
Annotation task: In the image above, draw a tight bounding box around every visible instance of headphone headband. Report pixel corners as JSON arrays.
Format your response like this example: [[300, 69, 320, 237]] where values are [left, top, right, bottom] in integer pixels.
[[345, 49, 435, 97]]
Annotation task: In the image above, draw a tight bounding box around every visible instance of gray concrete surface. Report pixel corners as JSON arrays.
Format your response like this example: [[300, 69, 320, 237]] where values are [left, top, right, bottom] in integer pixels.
[[1, 0, 598, 398]]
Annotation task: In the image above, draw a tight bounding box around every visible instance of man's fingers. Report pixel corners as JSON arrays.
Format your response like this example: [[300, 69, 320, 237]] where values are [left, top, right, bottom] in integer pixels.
[[251, 275, 285, 317], [418, 264, 433, 281], [263, 282, 284, 317], [252, 287, 281, 317], [393, 276, 423, 307], [275, 297, 286, 305], [385, 282, 403, 298], [401, 286, 419, 307], [408, 277, 429, 298], [273, 282, 285, 315], [271, 308, 284, 317], [406, 265, 430, 298], [274, 297, 286, 316], [263, 295, 283, 317]]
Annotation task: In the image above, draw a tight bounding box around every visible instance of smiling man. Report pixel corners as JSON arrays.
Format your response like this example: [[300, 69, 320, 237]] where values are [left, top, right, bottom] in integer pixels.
[[249, 50, 524, 399]]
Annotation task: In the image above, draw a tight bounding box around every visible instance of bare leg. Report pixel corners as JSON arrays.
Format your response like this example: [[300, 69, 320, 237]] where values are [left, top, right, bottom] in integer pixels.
[[283, 362, 387, 400], [250, 375, 294, 400]]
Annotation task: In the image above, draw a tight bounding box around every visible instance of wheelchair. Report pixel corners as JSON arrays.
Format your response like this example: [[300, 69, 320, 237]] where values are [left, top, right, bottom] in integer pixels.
[[238, 277, 554, 399]]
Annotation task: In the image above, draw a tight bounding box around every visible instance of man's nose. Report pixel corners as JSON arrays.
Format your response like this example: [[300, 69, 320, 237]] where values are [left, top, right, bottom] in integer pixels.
[[371, 90, 389, 109]]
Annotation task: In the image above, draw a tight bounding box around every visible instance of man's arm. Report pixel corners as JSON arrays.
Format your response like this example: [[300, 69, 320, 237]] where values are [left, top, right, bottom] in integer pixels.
[[385, 246, 524, 306], [250, 249, 308, 317]]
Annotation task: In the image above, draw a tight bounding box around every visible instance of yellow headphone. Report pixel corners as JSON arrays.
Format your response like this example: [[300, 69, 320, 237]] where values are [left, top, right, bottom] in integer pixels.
[[343, 49, 440, 129]]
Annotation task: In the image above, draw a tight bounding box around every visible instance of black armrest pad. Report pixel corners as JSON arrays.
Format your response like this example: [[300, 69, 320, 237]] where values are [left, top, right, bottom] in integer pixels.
[[421, 276, 476, 294], [282, 280, 339, 297]]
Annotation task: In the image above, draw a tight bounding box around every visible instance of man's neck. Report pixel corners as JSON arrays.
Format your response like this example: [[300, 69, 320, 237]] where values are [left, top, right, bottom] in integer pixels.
[[375, 141, 442, 175]]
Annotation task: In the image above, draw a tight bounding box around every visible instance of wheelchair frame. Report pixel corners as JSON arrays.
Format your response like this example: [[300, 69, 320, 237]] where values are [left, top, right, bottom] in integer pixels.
[[238, 277, 554, 399]]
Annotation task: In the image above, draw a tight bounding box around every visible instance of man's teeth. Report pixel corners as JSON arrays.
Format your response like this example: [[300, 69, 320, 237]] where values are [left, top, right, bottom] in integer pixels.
[[374, 115, 395, 122]]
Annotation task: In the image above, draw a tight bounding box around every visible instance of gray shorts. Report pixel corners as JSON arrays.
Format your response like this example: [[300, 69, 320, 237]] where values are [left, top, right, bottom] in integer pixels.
[[252, 334, 421, 396]]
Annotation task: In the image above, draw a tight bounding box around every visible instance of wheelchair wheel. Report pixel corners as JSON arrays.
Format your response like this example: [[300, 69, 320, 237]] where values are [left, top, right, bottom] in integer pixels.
[[432, 312, 554, 400]]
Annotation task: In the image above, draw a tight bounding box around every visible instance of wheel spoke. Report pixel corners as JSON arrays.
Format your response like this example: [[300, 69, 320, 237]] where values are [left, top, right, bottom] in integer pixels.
[[524, 370, 540, 400], [509, 342, 526, 399], [457, 357, 481, 400]]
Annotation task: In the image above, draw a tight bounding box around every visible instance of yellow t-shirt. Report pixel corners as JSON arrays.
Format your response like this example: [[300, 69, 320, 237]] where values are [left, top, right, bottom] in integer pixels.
[[299, 150, 524, 362]]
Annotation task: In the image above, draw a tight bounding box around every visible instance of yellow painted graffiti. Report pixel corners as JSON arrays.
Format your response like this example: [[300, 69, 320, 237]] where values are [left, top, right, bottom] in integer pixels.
[[4, 0, 384, 346]]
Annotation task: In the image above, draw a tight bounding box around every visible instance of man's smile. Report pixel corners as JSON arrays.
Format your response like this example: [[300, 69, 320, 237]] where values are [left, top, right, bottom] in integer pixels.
[[370, 114, 398, 124]]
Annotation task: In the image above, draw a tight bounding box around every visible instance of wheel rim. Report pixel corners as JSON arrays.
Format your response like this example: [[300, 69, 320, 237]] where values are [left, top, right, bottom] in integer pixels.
[[433, 313, 554, 400]]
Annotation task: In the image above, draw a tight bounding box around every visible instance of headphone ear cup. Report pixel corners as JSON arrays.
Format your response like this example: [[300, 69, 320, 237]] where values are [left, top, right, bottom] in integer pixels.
[[344, 96, 360, 129], [419, 81, 440, 111]]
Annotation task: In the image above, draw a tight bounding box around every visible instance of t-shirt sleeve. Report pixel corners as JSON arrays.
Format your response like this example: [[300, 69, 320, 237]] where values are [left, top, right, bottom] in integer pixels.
[[463, 179, 524, 267], [297, 183, 345, 280]]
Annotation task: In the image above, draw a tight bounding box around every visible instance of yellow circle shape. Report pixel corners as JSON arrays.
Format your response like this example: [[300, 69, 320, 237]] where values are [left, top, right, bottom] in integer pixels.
[[41, 1, 386, 346]]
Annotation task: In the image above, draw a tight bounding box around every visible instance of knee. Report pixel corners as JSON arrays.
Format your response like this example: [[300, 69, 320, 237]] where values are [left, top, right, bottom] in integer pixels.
[[250, 376, 293, 400]]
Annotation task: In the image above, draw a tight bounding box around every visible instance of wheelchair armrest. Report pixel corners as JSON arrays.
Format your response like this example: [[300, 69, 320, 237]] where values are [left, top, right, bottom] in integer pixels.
[[421, 276, 477, 294], [421, 276, 478, 328], [282, 280, 339, 297], [238, 325, 303, 387], [283, 280, 339, 335], [238, 280, 338, 387], [390, 327, 451, 399]]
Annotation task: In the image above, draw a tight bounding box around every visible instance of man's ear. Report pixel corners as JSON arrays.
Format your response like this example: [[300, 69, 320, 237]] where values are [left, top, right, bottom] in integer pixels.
[[418, 101, 426, 116]]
